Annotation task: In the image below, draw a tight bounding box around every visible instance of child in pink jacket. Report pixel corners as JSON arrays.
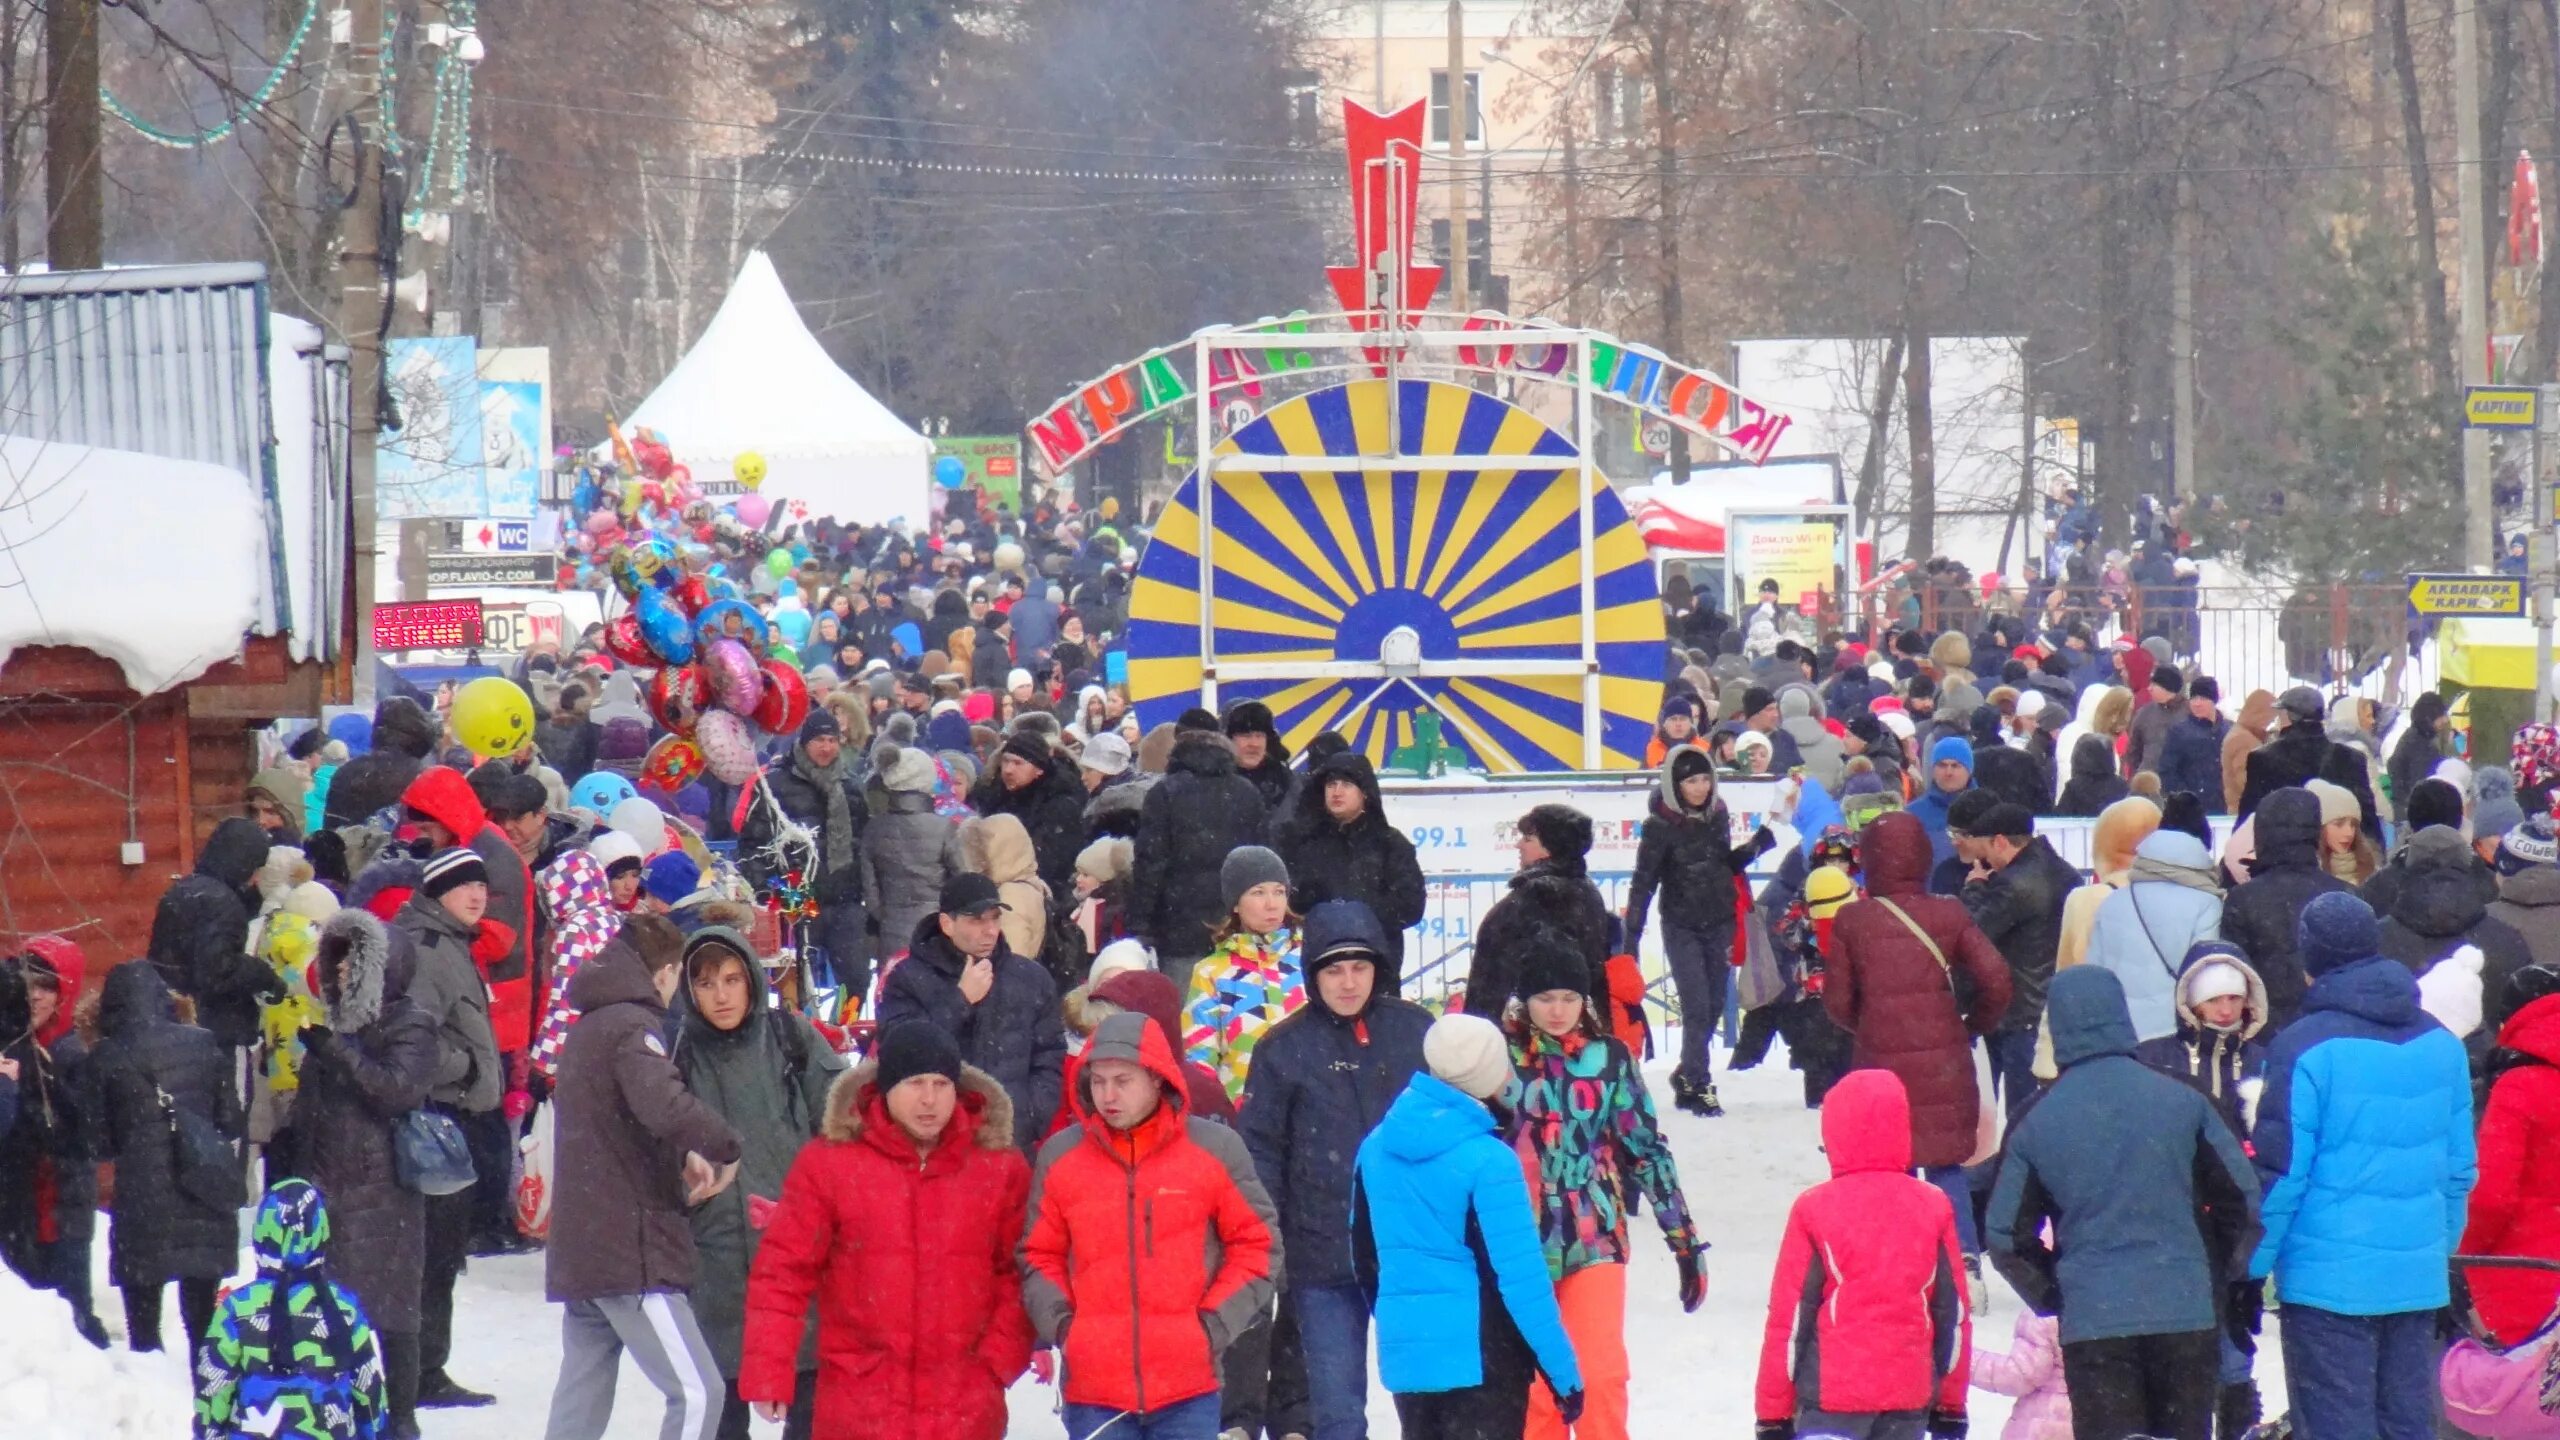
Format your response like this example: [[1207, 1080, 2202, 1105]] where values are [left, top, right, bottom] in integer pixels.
[[1969, 1311, 2072, 1440]]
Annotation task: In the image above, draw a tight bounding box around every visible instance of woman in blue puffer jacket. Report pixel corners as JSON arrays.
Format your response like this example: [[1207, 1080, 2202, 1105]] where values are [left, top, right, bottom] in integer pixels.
[[1355, 1013, 1584, 1440]]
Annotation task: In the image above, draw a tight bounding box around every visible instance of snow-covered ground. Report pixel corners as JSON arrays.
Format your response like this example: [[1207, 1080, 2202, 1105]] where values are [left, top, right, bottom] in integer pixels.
[[33, 1032, 2288, 1439]]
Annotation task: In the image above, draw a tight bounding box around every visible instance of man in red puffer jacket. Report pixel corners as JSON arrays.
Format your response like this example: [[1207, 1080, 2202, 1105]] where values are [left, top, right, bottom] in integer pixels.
[[739, 1020, 1033, 1440], [1022, 1011, 1279, 1440]]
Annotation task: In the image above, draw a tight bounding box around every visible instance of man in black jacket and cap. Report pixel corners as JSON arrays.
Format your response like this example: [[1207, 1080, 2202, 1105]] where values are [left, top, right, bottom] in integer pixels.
[[1272, 752, 1426, 981], [144, 816, 280, 1052], [1224, 701, 1299, 814], [1958, 803, 2078, 1120], [967, 731, 1088, 899], [739, 710, 871, 998], [2219, 787, 2349, 1028], [1129, 728, 1269, 972], [1238, 899, 1432, 1440], [875, 873, 1065, 1149], [2238, 687, 2381, 838]]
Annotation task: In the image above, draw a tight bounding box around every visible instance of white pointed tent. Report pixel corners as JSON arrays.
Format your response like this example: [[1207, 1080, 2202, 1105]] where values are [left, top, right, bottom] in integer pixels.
[[608, 250, 932, 527]]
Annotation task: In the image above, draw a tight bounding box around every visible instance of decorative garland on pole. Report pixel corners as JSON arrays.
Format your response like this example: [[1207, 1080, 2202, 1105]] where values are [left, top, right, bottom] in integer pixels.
[[101, 0, 319, 149]]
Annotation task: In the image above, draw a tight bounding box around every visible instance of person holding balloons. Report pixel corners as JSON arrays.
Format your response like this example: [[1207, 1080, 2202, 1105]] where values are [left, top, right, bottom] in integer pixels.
[[738, 711, 875, 1009]]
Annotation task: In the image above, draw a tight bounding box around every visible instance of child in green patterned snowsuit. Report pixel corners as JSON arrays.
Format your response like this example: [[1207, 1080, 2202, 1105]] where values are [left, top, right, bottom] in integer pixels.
[[194, 1179, 390, 1440]]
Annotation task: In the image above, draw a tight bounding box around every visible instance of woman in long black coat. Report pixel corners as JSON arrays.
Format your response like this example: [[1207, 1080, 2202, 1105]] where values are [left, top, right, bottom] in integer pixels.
[[291, 908, 441, 1430], [82, 961, 242, 1357]]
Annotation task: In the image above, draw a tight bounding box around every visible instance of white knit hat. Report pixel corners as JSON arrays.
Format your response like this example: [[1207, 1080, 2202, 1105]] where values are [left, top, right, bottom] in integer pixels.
[[1086, 938, 1156, 989], [2183, 960, 2249, 1008], [1425, 1013, 1514, 1100]]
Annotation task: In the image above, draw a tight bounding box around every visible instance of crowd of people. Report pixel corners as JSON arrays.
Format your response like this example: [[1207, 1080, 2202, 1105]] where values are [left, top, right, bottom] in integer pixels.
[[6, 504, 2560, 1440]]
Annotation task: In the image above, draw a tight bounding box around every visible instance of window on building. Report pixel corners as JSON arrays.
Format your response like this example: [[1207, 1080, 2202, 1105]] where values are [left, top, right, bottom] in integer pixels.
[[1429, 69, 1484, 145], [1429, 217, 1493, 291], [1283, 69, 1322, 147], [1595, 66, 1645, 145]]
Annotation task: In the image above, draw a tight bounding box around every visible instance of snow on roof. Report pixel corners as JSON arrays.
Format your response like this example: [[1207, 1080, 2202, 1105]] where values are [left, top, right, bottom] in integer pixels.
[[610, 250, 932, 528], [0, 433, 269, 693]]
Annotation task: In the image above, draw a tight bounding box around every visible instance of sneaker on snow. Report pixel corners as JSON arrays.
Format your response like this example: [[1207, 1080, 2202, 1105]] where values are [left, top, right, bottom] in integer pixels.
[[415, 1372, 497, 1409]]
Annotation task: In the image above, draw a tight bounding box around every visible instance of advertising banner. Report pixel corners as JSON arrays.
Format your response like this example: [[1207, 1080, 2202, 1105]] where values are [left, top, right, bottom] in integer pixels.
[[378, 337, 486, 519]]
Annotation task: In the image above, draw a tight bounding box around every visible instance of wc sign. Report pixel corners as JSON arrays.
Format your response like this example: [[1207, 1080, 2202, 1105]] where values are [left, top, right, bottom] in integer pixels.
[[463, 519, 532, 554]]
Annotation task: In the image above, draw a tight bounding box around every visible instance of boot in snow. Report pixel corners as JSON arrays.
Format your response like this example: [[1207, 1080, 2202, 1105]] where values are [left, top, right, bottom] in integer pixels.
[[1963, 1255, 1988, 1316], [1696, 1078, 1725, 1117], [2216, 1381, 2262, 1440], [1670, 1073, 1712, 1116]]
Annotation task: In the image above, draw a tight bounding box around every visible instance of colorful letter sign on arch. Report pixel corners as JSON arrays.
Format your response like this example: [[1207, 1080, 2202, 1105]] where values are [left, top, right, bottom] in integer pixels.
[[1125, 378, 1667, 772]]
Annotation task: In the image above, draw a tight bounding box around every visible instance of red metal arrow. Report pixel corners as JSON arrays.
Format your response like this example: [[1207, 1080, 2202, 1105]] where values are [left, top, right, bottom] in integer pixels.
[[1326, 99, 1442, 338]]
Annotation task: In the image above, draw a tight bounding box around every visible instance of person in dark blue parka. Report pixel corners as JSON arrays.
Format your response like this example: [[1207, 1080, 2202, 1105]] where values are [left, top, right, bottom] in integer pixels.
[[2248, 891, 2475, 1440], [1986, 966, 2261, 1440], [1238, 900, 1433, 1440]]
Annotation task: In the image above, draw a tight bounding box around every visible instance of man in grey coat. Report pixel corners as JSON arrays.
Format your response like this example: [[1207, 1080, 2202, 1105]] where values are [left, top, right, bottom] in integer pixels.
[[392, 847, 505, 1409]]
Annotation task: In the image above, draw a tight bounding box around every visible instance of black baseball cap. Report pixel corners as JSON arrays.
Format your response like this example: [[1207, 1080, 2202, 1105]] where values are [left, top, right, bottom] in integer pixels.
[[939, 872, 1007, 917]]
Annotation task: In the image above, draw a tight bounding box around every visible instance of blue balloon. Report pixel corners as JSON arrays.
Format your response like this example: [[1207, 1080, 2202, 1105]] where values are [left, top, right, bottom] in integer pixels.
[[935, 455, 968, 489], [693, 598, 772, 655], [571, 772, 638, 816], [771, 608, 813, 647], [635, 587, 696, 664]]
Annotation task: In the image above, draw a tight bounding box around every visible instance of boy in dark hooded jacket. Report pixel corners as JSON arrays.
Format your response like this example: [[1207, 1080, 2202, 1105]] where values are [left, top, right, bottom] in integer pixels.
[[1626, 746, 1774, 1116]]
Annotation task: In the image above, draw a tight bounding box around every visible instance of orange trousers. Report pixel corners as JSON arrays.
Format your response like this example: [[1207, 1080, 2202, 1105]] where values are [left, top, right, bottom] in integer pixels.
[[1526, 1261, 1631, 1440]]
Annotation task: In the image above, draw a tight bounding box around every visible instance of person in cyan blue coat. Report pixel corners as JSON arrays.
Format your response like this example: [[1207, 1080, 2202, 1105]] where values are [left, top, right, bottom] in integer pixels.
[[1354, 1013, 1582, 1440], [2250, 891, 2476, 1440]]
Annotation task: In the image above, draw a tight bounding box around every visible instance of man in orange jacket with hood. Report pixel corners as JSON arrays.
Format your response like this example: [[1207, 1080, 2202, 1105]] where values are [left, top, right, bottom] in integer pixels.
[[1021, 1010, 1280, 1440]]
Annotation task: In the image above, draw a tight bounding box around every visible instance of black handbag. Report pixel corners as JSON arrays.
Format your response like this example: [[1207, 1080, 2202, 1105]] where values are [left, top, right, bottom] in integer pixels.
[[155, 1083, 245, 1211], [392, 1110, 477, 1196]]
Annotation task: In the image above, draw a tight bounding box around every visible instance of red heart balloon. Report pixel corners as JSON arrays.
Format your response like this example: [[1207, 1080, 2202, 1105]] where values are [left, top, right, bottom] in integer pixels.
[[602, 613, 654, 666], [752, 659, 811, 736]]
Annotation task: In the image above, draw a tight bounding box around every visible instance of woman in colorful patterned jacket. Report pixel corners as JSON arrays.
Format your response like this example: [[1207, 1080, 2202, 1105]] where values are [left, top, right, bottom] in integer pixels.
[[530, 846, 624, 1080], [1503, 932, 1706, 1440], [1184, 846, 1304, 1101]]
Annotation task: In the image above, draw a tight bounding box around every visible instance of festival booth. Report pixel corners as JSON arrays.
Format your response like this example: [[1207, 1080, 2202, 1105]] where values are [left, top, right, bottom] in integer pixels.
[[604, 250, 932, 529], [2438, 616, 2542, 772], [1025, 98, 1794, 777]]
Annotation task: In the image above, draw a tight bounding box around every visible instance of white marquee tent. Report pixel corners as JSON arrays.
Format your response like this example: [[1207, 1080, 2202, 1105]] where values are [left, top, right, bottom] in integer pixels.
[[607, 250, 932, 528]]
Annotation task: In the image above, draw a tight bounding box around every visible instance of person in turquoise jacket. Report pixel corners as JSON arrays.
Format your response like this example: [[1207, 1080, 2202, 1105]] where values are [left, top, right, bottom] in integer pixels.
[[2250, 891, 2475, 1440], [1354, 1013, 1583, 1440]]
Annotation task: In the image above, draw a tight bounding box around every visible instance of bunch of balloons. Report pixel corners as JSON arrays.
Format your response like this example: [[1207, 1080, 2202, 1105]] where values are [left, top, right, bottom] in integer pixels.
[[597, 533, 813, 792], [557, 419, 790, 597]]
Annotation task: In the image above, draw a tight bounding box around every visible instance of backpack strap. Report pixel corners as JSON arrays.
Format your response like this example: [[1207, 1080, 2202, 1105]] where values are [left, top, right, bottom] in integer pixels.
[[1873, 897, 1952, 984]]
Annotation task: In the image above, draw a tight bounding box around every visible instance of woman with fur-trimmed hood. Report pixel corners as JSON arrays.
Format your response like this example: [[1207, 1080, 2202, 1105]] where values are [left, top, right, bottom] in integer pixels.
[[288, 907, 442, 1431], [738, 1021, 1033, 1440]]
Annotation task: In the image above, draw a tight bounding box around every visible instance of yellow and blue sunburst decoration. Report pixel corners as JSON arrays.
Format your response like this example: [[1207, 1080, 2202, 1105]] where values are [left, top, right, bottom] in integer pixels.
[[1126, 378, 1665, 773]]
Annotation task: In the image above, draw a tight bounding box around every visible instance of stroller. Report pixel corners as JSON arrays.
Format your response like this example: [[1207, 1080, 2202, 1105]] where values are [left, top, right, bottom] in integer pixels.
[[2443, 1255, 2560, 1440]]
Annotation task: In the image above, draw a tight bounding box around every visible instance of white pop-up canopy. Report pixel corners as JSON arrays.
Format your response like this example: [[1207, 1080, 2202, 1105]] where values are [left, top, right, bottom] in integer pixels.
[[609, 251, 932, 528]]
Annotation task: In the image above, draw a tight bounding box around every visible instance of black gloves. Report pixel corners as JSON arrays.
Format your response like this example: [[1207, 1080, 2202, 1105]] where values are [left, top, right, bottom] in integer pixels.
[[2226, 1278, 2265, 1353], [294, 1023, 334, 1058], [1677, 1250, 1708, 1314], [256, 969, 290, 1005], [1555, 1389, 1585, 1425], [1927, 1409, 1968, 1440], [1756, 1421, 1795, 1440]]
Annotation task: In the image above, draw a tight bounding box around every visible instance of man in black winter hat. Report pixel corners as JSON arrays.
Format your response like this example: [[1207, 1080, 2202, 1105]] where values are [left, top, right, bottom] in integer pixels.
[[874, 873, 1064, 1149], [1224, 700, 1297, 814]]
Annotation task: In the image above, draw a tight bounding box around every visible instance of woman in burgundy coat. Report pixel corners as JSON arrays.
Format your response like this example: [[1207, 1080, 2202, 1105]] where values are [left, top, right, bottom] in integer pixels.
[[1825, 811, 2012, 1262]]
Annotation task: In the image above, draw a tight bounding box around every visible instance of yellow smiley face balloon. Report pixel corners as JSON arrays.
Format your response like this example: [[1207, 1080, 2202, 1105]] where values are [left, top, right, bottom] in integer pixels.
[[732, 452, 767, 491]]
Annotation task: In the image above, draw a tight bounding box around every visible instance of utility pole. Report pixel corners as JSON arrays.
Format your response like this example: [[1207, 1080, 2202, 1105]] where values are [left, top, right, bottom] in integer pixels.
[[2170, 171, 2196, 502], [44, 0, 102, 268], [338, 0, 393, 698], [1562, 123, 1579, 327], [2455, 0, 2492, 568], [1446, 0, 1469, 315]]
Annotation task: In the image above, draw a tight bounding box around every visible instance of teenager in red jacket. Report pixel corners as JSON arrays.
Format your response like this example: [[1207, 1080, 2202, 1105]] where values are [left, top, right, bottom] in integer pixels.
[[740, 1021, 1034, 1440], [2462, 978, 2560, 1346], [1756, 1069, 1972, 1440], [1021, 1010, 1279, 1440]]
